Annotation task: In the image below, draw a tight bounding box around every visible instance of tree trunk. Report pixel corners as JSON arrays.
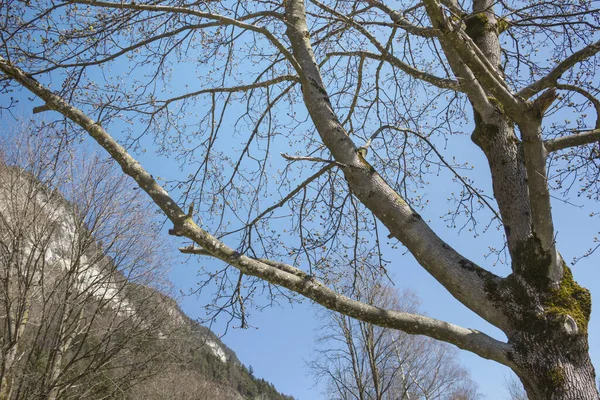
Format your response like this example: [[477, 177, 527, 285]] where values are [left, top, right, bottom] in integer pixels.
[[511, 267, 597, 399], [510, 330, 597, 399], [484, 260, 598, 399], [472, 107, 598, 399], [0, 342, 18, 400]]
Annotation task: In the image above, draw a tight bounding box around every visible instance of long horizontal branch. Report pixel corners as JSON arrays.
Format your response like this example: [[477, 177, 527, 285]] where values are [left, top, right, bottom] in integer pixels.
[[141, 75, 300, 111], [518, 40, 600, 99], [0, 56, 513, 366], [544, 129, 600, 153], [178, 247, 513, 365]]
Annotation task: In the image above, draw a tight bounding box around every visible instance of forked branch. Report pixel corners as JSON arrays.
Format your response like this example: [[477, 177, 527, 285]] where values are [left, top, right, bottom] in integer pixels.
[[367, 0, 439, 37], [518, 40, 600, 99]]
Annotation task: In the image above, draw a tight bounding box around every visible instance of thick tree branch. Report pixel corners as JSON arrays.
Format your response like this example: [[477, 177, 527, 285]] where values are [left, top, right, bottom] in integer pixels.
[[517, 40, 600, 99], [0, 57, 514, 366], [519, 109, 561, 284], [284, 0, 509, 330], [545, 129, 600, 153], [521, 157, 560, 280], [178, 246, 513, 366], [440, 49, 496, 119]]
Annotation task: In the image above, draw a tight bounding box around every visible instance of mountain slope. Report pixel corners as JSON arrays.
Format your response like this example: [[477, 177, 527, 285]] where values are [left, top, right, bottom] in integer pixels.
[[0, 162, 293, 400]]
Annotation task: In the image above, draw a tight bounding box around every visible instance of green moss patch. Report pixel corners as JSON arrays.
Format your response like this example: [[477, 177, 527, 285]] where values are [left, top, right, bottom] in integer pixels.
[[547, 366, 565, 386], [497, 18, 509, 34], [545, 265, 592, 334], [465, 13, 508, 39], [465, 13, 493, 39]]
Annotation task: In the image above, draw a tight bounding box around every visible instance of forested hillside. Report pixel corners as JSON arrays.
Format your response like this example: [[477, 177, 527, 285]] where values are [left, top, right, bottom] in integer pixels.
[[0, 138, 293, 400]]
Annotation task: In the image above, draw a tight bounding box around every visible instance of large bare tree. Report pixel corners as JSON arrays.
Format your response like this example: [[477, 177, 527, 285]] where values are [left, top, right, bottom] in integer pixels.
[[0, 0, 599, 397]]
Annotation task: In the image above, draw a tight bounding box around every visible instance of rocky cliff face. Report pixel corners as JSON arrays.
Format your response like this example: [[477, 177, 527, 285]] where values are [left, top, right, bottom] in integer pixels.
[[0, 164, 292, 400]]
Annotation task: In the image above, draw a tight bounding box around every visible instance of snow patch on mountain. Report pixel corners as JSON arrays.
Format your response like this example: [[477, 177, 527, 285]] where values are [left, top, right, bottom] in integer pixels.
[[206, 339, 227, 363]]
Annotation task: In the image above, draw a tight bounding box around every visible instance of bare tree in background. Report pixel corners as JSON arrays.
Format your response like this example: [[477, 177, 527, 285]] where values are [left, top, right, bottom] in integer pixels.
[[0, 0, 599, 397], [504, 375, 528, 400], [310, 271, 479, 400], [0, 128, 172, 399]]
